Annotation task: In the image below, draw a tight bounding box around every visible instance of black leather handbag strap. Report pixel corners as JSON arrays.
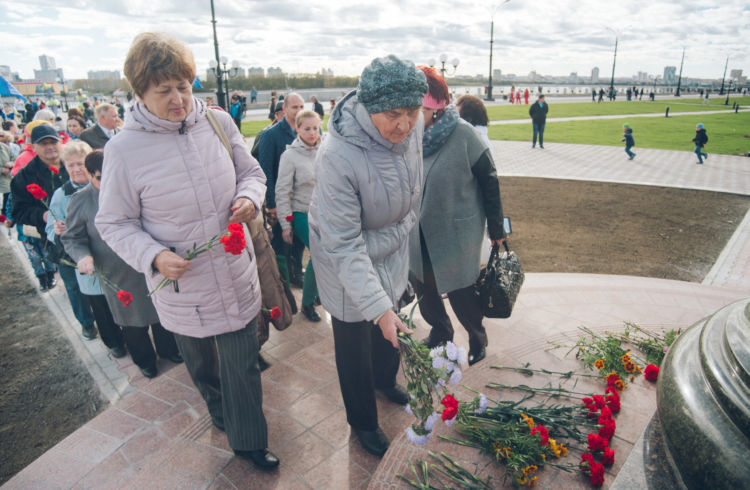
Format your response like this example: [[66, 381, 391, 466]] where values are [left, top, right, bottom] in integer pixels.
[[489, 241, 511, 263]]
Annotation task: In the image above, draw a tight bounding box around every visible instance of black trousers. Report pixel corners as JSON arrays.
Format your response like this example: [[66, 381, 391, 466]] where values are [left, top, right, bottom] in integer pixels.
[[173, 320, 268, 451], [332, 316, 400, 431], [411, 232, 488, 352], [121, 323, 178, 369], [86, 294, 123, 349]]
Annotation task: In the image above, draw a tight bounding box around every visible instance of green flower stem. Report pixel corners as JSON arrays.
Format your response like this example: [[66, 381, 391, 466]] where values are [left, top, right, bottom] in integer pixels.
[[486, 382, 592, 398], [491, 365, 600, 378]]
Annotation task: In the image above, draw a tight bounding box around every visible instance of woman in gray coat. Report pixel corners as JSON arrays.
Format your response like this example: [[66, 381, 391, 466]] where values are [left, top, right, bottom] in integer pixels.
[[62, 150, 181, 378], [409, 67, 506, 366], [308, 55, 427, 457]]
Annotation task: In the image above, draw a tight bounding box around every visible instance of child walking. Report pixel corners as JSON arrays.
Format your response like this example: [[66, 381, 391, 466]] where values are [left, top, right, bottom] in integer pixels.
[[622, 123, 635, 160], [692, 123, 708, 164]]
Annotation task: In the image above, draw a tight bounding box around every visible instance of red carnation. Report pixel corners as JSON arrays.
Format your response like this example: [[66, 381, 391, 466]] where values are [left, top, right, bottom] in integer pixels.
[[589, 461, 605, 486], [285, 215, 294, 222], [531, 424, 549, 446], [602, 447, 615, 466], [606, 394, 621, 414], [592, 394, 606, 409], [49, 166, 59, 175], [606, 372, 620, 386], [580, 452, 594, 469], [598, 406, 613, 423], [605, 386, 619, 397], [117, 290, 133, 307], [587, 433, 608, 452], [441, 394, 459, 421], [644, 364, 660, 382], [598, 418, 616, 440], [269, 306, 282, 320], [0, 214, 6, 223], [220, 223, 246, 255], [26, 183, 47, 200]]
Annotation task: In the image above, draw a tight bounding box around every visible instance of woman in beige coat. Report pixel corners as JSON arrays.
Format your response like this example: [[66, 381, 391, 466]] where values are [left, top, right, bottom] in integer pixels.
[[95, 32, 278, 469]]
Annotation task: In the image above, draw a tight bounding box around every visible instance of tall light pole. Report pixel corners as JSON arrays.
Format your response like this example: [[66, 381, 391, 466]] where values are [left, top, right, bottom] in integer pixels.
[[486, 0, 510, 101], [210, 0, 227, 110], [606, 27, 619, 96], [429, 54, 460, 79], [675, 48, 685, 97], [719, 56, 728, 95]]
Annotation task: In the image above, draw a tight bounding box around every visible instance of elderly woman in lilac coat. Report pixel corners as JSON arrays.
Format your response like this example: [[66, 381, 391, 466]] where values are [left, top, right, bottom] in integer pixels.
[[95, 32, 278, 469]]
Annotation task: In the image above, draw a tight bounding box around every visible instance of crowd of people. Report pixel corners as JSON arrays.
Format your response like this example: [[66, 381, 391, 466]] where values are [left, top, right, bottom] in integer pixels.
[[1, 29, 719, 469]]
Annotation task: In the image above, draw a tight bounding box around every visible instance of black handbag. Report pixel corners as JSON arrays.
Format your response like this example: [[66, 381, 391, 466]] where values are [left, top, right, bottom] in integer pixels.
[[475, 241, 524, 318]]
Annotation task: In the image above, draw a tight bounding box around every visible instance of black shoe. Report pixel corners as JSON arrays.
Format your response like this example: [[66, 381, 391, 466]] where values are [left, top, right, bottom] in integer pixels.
[[234, 449, 280, 469], [421, 333, 452, 349], [301, 304, 321, 322], [313, 297, 321, 307], [38, 275, 48, 292], [168, 353, 183, 364], [109, 345, 127, 358], [258, 354, 271, 372], [468, 347, 487, 366], [378, 384, 409, 405], [539, 145, 545, 149], [354, 427, 389, 457], [46, 272, 57, 289], [211, 415, 225, 431], [81, 324, 97, 340], [140, 364, 157, 378]]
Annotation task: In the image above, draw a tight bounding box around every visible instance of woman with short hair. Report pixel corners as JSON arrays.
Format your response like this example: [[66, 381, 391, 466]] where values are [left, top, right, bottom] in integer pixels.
[[63, 150, 182, 378], [410, 67, 506, 366], [66, 116, 86, 140], [95, 32, 276, 469], [456, 94, 491, 147]]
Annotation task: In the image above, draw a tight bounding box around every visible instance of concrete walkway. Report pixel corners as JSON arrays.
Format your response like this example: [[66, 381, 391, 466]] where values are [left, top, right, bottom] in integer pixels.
[[3, 142, 748, 489]]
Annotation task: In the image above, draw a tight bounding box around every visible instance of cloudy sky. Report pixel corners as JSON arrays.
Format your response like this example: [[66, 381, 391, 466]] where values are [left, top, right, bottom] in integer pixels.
[[2, 0, 747, 82]]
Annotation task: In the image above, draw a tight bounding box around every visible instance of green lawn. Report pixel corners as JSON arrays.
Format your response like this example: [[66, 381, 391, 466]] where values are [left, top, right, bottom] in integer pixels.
[[241, 115, 330, 139], [488, 111, 750, 155], [486, 97, 750, 121]]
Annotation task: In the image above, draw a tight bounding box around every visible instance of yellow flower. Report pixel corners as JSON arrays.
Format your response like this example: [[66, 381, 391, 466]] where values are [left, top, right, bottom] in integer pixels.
[[594, 359, 605, 370], [561, 444, 568, 457], [521, 413, 535, 430], [624, 361, 636, 373], [614, 379, 625, 391], [622, 353, 631, 363], [518, 476, 528, 486], [530, 476, 539, 487]]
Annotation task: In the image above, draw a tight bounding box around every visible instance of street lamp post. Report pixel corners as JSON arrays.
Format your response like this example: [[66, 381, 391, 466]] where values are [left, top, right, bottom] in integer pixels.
[[210, 57, 240, 111], [606, 27, 619, 97], [675, 48, 685, 97], [719, 56, 728, 95], [486, 0, 510, 102], [429, 54, 460, 79], [210, 0, 227, 110]]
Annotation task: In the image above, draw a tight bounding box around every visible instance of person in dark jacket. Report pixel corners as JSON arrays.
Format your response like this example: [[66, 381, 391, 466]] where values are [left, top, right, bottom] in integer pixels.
[[310, 95, 325, 118], [529, 95, 549, 149], [10, 124, 97, 338], [692, 123, 708, 164], [621, 123, 635, 160]]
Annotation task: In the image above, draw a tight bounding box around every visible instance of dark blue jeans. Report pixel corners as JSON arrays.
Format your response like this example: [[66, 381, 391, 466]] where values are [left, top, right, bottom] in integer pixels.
[[694, 146, 707, 163], [625, 145, 635, 158], [532, 123, 545, 147], [58, 265, 95, 328]]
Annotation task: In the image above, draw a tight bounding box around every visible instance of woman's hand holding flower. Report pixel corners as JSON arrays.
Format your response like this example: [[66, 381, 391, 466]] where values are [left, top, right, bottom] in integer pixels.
[[377, 309, 414, 348], [154, 250, 191, 281], [282, 228, 293, 245], [229, 197, 255, 224], [77, 256, 95, 276], [53, 220, 66, 235]]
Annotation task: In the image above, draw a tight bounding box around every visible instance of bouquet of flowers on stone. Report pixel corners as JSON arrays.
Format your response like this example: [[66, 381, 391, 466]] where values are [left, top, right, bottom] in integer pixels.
[[149, 223, 246, 295], [397, 305, 468, 445]]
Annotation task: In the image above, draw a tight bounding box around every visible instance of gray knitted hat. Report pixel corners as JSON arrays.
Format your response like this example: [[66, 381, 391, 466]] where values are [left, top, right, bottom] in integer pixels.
[[357, 55, 428, 114]]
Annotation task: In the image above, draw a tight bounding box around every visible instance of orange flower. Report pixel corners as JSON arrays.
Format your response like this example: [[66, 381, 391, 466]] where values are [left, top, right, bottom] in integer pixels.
[[624, 361, 636, 373], [614, 379, 625, 391], [621, 353, 631, 363], [594, 359, 605, 370]]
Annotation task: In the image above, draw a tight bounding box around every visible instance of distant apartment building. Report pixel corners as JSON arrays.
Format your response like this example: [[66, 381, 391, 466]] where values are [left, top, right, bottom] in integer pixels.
[[247, 67, 264, 76], [267, 67, 283, 76], [591, 67, 599, 83], [637, 71, 649, 82], [663, 66, 676, 84], [493, 69, 502, 79], [87, 70, 120, 80], [39, 55, 55, 71]]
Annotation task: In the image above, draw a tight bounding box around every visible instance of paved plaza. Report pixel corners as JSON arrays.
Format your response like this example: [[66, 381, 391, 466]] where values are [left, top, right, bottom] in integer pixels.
[[2, 136, 749, 489]]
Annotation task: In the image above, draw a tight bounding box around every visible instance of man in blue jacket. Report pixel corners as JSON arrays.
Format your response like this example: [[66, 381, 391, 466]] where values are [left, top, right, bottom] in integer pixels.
[[256, 93, 305, 285], [529, 95, 549, 149]]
